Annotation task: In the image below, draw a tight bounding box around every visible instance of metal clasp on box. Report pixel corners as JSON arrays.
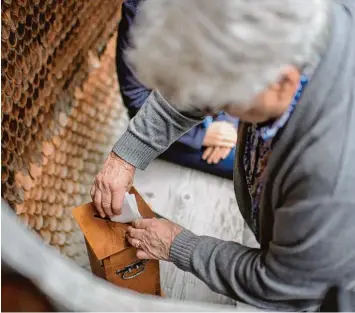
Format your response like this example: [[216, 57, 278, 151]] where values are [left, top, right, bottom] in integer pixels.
[[115, 259, 148, 280]]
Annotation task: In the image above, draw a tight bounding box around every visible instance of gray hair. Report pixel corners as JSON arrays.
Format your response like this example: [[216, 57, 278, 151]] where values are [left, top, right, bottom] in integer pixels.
[[127, 0, 330, 112]]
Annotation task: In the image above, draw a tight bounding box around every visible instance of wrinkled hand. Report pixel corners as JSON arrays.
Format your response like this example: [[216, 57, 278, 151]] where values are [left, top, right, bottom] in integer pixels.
[[202, 146, 232, 164], [126, 218, 183, 261], [202, 121, 237, 148], [91, 152, 135, 217]]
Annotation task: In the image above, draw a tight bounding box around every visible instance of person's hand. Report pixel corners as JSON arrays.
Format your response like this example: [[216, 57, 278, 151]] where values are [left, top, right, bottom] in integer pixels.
[[90, 152, 135, 217], [202, 121, 237, 148], [202, 146, 232, 164], [126, 218, 183, 261]]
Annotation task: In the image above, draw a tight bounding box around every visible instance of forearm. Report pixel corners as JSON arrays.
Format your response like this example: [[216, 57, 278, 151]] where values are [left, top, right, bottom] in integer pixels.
[[169, 199, 355, 311], [113, 90, 203, 169], [169, 230, 318, 311]]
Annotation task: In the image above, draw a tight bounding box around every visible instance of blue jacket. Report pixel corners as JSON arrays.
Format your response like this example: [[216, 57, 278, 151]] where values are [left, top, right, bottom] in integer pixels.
[[116, 0, 239, 150]]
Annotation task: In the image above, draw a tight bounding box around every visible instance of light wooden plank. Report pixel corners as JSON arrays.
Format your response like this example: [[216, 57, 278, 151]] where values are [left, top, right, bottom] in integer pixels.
[[134, 160, 245, 305]]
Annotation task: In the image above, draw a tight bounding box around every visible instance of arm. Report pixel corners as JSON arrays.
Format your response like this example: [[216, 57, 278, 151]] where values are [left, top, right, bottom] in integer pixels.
[[113, 90, 204, 169], [117, 0, 206, 151], [92, 0, 204, 216], [169, 198, 355, 311]]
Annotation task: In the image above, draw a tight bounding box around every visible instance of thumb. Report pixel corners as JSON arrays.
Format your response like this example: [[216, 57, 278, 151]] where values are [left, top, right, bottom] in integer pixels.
[[136, 249, 150, 259], [111, 190, 125, 215]]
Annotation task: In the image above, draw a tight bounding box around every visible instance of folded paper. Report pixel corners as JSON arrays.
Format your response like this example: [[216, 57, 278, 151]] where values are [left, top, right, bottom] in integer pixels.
[[110, 192, 142, 223]]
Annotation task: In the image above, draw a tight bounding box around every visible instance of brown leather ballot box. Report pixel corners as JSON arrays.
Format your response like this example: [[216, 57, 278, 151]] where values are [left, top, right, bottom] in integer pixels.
[[72, 187, 161, 296]]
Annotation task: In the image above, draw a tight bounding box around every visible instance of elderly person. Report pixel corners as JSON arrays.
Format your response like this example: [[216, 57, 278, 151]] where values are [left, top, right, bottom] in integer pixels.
[[117, 0, 239, 179], [91, 0, 355, 311]]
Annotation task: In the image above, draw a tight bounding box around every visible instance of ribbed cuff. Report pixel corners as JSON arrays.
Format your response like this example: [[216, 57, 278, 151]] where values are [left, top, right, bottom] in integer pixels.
[[112, 131, 160, 170], [169, 229, 200, 272]]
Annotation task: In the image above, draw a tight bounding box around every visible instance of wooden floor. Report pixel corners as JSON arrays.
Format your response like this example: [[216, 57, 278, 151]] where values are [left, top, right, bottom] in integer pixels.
[[134, 159, 255, 306]]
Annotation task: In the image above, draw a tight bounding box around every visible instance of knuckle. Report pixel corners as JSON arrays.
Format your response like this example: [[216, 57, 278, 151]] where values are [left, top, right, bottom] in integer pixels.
[[94, 180, 102, 189], [109, 177, 121, 186], [150, 219, 158, 228], [102, 181, 111, 192], [132, 220, 139, 228], [112, 202, 121, 209], [112, 207, 121, 214], [95, 173, 103, 182], [102, 201, 110, 209], [95, 204, 103, 213]]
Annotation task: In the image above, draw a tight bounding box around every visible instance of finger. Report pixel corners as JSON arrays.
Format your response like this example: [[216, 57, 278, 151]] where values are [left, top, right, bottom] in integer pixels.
[[222, 147, 231, 160], [101, 188, 113, 217], [126, 235, 141, 249], [90, 185, 96, 201], [93, 188, 105, 218], [136, 249, 150, 260], [202, 147, 213, 160], [212, 147, 223, 164], [126, 235, 152, 259], [132, 218, 153, 229], [207, 147, 219, 164], [127, 226, 146, 240], [111, 189, 124, 215], [206, 147, 215, 164]]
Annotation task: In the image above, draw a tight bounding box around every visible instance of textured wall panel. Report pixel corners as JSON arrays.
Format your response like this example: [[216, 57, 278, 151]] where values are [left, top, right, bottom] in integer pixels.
[[1, 0, 126, 266]]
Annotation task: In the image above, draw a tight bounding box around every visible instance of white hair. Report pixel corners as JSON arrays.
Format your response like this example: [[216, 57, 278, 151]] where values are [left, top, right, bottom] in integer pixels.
[[127, 0, 330, 112]]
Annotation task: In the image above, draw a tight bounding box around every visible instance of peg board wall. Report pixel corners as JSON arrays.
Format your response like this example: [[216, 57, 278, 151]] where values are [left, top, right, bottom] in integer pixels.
[[1, 0, 126, 266]]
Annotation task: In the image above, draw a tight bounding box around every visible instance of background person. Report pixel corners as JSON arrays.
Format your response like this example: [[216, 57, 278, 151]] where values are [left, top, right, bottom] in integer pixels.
[[117, 0, 239, 179]]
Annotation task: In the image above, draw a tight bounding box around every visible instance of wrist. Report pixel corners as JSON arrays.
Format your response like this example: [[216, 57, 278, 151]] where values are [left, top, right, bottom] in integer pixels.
[[110, 151, 136, 173], [169, 229, 200, 271]]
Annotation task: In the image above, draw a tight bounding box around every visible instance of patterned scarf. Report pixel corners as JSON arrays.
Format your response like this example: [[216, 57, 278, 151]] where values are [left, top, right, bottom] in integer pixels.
[[243, 75, 309, 236]]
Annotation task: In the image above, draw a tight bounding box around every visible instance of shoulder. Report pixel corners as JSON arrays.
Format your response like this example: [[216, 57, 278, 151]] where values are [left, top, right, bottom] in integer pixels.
[[278, 112, 355, 203]]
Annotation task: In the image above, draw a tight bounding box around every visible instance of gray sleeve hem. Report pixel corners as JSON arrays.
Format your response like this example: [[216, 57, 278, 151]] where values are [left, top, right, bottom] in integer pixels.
[[169, 229, 200, 272], [112, 132, 159, 170]]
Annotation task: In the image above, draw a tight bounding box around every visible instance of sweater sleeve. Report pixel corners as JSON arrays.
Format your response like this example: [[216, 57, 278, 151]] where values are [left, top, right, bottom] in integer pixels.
[[113, 90, 204, 169], [169, 198, 355, 311]]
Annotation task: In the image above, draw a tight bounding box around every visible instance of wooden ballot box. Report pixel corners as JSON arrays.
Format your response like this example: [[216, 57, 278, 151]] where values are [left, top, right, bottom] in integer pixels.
[[72, 187, 161, 296]]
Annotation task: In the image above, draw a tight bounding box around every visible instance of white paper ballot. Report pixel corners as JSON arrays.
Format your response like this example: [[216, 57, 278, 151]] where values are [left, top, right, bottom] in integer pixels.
[[110, 192, 142, 223]]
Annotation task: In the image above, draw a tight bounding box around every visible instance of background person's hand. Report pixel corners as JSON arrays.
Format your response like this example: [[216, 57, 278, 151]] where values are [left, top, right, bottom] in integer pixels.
[[126, 218, 183, 261], [202, 121, 237, 148], [90, 152, 135, 218], [202, 146, 232, 164]]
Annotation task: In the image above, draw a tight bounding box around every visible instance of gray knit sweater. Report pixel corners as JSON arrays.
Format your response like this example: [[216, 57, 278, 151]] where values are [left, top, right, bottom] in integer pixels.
[[113, 1, 355, 311]]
